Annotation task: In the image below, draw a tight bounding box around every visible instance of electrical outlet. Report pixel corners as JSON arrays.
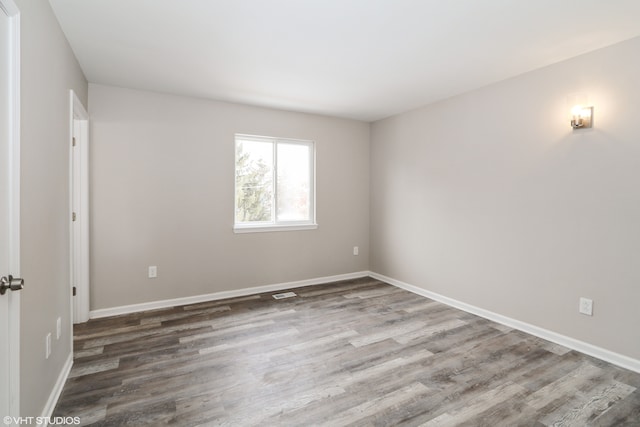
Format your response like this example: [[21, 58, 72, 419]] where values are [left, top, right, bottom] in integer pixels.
[[148, 265, 157, 278], [579, 297, 593, 316], [353, 246, 359, 256], [45, 333, 52, 359], [56, 317, 61, 340]]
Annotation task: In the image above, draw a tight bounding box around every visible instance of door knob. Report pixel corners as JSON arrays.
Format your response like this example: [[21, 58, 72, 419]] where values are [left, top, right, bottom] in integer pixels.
[[0, 275, 24, 295]]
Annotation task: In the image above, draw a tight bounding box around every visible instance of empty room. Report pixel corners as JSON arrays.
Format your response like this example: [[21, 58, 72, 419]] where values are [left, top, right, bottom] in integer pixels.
[[1, 0, 640, 425]]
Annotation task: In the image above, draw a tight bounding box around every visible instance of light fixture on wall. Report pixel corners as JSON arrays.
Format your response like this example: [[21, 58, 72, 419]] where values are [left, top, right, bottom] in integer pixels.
[[571, 105, 593, 129], [568, 94, 593, 130]]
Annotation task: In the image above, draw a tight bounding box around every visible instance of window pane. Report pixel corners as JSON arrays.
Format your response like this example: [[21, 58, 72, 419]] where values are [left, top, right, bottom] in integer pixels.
[[277, 143, 310, 221], [235, 139, 273, 222]]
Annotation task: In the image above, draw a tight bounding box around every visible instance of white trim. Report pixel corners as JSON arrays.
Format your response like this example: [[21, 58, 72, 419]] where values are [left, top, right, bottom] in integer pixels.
[[39, 353, 73, 427], [1, 0, 20, 417], [370, 272, 640, 374], [234, 223, 318, 234], [0, 0, 18, 15], [235, 133, 312, 145], [7, 6, 20, 417], [69, 90, 90, 325], [71, 90, 88, 118], [90, 271, 369, 319]]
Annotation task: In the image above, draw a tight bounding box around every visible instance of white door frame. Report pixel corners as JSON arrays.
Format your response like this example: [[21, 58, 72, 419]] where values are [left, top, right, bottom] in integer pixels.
[[0, 0, 21, 418], [69, 90, 90, 324]]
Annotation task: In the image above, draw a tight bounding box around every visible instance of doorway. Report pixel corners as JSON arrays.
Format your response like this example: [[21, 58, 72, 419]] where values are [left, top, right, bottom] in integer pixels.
[[70, 90, 90, 324]]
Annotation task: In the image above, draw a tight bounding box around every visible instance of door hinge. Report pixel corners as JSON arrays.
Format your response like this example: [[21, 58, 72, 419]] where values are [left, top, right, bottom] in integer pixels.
[[73, 286, 76, 296], [72, 137, 76, 147], [72, 212, 77, 222]]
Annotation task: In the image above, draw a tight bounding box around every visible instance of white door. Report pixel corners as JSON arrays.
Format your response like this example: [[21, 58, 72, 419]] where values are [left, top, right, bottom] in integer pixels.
[[70, 91, 89, 324], [1, 0, 21, 419]]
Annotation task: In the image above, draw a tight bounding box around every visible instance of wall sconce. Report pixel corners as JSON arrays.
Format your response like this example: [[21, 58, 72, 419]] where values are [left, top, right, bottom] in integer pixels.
[[567, 94, 593, 130], [571, 105, 593, 129]]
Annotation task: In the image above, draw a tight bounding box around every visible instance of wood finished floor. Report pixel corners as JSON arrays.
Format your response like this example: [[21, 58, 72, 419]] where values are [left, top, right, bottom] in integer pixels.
[[53, 278, 640, 426]]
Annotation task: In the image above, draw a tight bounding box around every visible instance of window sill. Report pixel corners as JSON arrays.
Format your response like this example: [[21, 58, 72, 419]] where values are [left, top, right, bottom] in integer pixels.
[[233, 223, 318, 234]]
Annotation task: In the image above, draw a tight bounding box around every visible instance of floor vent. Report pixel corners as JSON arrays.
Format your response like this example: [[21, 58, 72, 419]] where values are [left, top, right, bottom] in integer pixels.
[[272, 292, 297, 300]]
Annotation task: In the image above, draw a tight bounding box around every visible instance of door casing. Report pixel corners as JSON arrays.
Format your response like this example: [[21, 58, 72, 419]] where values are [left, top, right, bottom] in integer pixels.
[[0, 0, 21, 418]]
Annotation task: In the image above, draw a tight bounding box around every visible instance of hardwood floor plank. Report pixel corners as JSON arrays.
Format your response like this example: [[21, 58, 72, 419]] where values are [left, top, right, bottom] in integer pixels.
[[539, 380, 635, 426], [74, 346, 104, 359], [67, 359, 120, 379], [394, 318, 468, 345], [198, 327, 300, 355], [526, 363, 604, 409], [321, 382, 431, 426], [138, 305, 231, 325], [349, 320, 427, 347], [421, 381, 527, 426], [179, 319, 277, 343], [266, 329, 359, 357], [591, 389, 640, 426]]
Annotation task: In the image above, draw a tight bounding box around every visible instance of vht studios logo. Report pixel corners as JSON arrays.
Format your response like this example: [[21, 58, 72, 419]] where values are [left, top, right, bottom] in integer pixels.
[[3, 416, 81, 425]]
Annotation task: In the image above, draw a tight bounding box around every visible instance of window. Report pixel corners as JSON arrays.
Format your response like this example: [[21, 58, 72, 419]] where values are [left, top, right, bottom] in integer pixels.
[[234, 134, 316, 233]]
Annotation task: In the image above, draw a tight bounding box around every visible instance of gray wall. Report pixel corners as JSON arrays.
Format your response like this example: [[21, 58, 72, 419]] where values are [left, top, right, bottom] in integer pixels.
[[371, 37, 640, 360], [88, 84, 370, 310], [16, 0, 88, 416]]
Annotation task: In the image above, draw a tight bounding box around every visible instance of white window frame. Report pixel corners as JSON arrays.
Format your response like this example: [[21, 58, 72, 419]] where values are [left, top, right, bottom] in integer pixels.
[[234, 134, 317, 233]]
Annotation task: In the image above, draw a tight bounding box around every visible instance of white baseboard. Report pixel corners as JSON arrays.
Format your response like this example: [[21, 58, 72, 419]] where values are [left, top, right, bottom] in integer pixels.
[[369, 271, 640, 374], [90, 271, 370, 319], [39, 353, 73, 426]]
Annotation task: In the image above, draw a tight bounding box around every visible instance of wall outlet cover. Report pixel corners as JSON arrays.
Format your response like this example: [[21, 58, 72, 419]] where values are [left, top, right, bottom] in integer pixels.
[[56, 317, 61, 340], [46, 333, 52, 359], [579, 297, 593, 316]]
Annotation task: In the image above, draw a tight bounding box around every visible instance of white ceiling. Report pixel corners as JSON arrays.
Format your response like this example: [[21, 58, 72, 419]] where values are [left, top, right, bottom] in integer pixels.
[[49, 0, 640, 122]]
